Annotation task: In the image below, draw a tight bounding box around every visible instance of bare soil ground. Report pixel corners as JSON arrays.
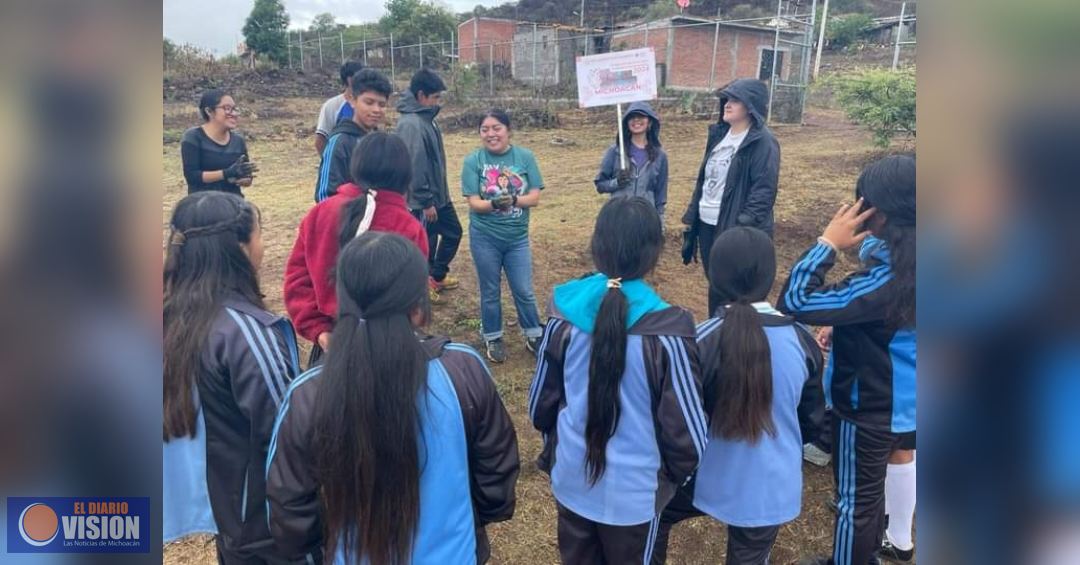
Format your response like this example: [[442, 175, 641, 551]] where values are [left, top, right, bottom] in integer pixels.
[[163, 94, 887, 564]]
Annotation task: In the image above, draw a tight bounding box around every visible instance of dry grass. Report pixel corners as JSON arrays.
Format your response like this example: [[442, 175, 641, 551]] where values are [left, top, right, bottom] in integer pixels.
[[163, 96, 883, 564]]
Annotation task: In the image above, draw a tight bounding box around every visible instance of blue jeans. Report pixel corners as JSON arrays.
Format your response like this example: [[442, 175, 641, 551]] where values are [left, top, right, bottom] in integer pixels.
[[469, 225, 543, 341]]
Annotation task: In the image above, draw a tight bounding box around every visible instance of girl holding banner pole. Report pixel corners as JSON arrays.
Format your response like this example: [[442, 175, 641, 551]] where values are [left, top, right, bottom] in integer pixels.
[[593, 101, 669, 225]]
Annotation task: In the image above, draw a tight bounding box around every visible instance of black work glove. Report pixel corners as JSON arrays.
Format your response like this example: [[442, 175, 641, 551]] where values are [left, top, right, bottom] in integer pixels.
[[491, 193, 513, 210], [681, 226, 699, 265], [224, 155, 258, 183], [616, 167, 632, 189]]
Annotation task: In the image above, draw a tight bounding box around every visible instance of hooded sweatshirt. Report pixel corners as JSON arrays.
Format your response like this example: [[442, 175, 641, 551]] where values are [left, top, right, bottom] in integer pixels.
[[395, 90, 450, 211], [593, 101, 670, 220], [314, 118, 370, 203], [682, 79, 781, 236], [529, 274, 706, 526]]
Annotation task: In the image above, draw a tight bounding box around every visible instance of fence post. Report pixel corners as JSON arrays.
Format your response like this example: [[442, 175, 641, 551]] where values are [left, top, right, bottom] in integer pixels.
[[287, 33, 292, 68], [390, 33, 396, 82], [318, 32, 324, 67], [420, 40, 424, 68], [644, 22, 649, 47], [340, 32, 345, 63], [891, 1, 906, 71], [709, 21, 720, 89], [489, 44, 494, 94], [767, 0, 782, 123], [532, 23, 538, 85], [363, 33, 368, 65], [299, 29, 305, 70]]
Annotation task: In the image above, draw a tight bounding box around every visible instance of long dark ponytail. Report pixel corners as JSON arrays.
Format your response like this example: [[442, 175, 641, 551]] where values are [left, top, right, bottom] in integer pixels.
[[857, 154, 916, 328], [313, 231, 431, 564], [163, 192, 262, 440], [338, 132, 413, 249], [707, 227, 777, 443], [584, 197, 663, 484]]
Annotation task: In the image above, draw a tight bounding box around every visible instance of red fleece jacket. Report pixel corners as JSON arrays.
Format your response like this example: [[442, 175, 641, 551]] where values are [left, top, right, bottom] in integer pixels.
[[284, 183, 429, 342]]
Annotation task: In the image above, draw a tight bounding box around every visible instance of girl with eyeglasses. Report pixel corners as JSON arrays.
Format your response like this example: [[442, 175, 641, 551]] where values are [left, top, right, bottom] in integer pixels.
[[181, 89, 259, 196]]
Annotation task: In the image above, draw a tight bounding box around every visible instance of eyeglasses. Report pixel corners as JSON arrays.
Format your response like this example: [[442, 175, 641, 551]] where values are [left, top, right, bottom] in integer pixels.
[[215, 105, 241, 115]]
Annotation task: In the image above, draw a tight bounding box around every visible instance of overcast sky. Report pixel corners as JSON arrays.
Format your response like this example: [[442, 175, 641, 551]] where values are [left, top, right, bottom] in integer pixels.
[[164, 0, 505, 55]]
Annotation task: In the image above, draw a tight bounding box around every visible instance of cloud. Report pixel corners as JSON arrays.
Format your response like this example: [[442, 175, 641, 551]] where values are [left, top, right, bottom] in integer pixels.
[[164, 0, 506, 55]]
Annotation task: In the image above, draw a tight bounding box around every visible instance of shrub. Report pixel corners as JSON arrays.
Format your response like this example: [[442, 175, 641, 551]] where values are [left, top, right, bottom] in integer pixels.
[[828, 68, 915, 147], [827, 13, 874, 50]]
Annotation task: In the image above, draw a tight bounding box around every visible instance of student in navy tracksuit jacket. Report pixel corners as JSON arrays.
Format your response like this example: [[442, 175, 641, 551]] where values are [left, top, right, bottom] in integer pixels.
[[163, 191, 300, 563], [267, 232, 520, 564], [529, 197, 706, 564], [313, 68, 392, 202], [778, 155, 916, 565], [651, 227, 822, 564]]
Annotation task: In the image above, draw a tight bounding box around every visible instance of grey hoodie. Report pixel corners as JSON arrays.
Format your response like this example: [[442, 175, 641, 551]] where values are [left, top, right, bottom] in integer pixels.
[[593, 101, 669, 220], [395, 90, 450, 210]]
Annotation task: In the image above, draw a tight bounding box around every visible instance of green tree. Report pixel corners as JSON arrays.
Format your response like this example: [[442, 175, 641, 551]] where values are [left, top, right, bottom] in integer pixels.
[[243, 0, 290, 66], [380, 0, 457, 45], [826, 13, 874, 50], [309, 12, 338, 35], [828, 68, 915, 147]]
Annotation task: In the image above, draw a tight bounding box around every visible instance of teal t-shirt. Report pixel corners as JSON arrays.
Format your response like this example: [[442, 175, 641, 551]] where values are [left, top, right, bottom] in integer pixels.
[[461, 145, 545, 241]]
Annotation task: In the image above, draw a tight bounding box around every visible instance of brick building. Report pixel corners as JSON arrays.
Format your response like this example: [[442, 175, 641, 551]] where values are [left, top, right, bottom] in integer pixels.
[[458, 17, 515, 65], [615, 16, 802, 91]]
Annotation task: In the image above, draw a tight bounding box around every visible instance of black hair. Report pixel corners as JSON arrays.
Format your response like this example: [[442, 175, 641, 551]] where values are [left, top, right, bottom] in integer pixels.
[[706, 227, 777, 443], [478, 109, 511, 130], [338, 132, 413, 249], [856, 154, 916, 328], [163, 192, 262, 440], [340, 61, 365, 85], [349, 68, 393, 99], [197, 89, 229, 121], [409, 68, 447, 98], [313, 231, 431, 565], [584, 197, 664, 484], [619, 109, 661, 164]]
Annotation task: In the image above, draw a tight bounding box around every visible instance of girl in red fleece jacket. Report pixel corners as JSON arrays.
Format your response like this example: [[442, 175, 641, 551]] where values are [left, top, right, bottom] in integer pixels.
[[285, 132, 428, 364]]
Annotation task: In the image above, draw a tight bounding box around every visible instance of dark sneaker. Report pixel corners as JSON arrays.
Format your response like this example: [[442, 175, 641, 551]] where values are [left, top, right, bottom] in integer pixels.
[[879, 539, 914, 563], [485, 338, 507, 364], [525, 336, 542, 357]]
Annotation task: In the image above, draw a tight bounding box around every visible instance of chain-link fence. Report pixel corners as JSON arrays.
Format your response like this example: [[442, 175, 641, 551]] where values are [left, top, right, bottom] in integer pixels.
[[282, 0, 915, 125]]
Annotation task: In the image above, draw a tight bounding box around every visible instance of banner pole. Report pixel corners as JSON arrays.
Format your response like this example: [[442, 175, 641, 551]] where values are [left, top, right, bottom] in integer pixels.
[[616, 102, 626, 170]]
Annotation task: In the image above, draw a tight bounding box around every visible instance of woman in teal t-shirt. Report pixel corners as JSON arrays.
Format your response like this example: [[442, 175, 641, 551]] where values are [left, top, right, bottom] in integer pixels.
[[461, 109, 545, 364]]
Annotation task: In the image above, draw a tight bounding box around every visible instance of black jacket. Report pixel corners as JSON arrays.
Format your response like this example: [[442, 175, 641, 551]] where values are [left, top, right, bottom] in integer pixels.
[[395, 90, 450, 211], [197, 296, 300, 556], [314, 118, 369, 202], [681, 79, 781, 236], [266, 335, 519, 564]]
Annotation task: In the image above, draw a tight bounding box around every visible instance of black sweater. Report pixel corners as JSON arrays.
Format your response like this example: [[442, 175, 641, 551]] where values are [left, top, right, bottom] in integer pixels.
[[181, 126, 249, 195]]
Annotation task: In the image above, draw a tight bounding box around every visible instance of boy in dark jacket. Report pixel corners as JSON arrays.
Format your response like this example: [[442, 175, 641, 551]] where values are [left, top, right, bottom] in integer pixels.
[[397, 69, 463, 294], [314, 68, 392, 202], [682, 78, 781, 314]]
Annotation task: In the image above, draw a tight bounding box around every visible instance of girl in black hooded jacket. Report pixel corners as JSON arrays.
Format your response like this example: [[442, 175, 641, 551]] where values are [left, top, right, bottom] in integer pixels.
[[682, 78, 781, 315]]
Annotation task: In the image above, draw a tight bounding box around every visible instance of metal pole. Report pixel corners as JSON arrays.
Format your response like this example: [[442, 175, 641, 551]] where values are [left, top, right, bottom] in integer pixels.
[[532, 23, 538, 85], [616, 103, 626, 170], [420, 40, 424, 68], [812, 0, 829, 80], [580, 0, 585, 27], [474, 17, 479, 62], [709, 21, 720, 89], [489, 44, 494, 94], [318, 32, 324, 67], [390, 33, 396, 81], [767, 0, 781, 124], [299, 29, 305, 70], [644, 22, 649, 47], [891, 2, 906, 71], [340, 32, 345, 62], [287, 33, 292, 68], [363, 33, 368, 65]]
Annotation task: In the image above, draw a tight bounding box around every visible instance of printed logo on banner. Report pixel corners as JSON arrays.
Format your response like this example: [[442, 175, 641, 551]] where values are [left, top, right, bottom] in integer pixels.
[[7, 497, 149, 553]]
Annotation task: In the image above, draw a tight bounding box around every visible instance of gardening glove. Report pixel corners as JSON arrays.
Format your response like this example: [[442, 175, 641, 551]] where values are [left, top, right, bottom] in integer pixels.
[[224, 155, 258, 183], [616, 167, 632, 189], [491, 193, 513, 210]]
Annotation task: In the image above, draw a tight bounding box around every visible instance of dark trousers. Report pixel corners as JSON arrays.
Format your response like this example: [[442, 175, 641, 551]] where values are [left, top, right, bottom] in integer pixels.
[[652, 485, 781, 564], [697, 220, 723, 315], [831, 417, 906, 565], [215, 536, 292, 565], [798, 365, 831, 451], [414, 203, 462, 281], [557, 502, 660, 565]]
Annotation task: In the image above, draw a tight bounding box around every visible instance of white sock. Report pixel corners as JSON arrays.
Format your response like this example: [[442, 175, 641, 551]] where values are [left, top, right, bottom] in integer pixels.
[[885, 453, 916, 551]]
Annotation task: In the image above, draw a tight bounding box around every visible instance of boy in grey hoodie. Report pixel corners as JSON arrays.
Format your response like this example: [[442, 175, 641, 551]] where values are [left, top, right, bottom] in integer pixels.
[[593, 101, 669, 224]]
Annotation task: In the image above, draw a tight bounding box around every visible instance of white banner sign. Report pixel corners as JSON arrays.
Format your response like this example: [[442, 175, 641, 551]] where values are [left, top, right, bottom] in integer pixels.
[[575, 48, 658, 108]]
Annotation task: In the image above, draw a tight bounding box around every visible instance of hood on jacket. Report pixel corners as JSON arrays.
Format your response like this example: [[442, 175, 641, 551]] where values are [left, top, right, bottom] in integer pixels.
[[330, 116, 368, 137], [617, 100, 662, 155], [396, 89, 441, 119], [553, 273, 670, 334], [717, 78, 770, 127]]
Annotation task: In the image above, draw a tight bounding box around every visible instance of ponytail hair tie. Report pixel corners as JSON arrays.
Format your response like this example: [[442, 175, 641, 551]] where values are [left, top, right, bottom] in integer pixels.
[[606, 277, 623, 289], [169, 231, 186, 247]]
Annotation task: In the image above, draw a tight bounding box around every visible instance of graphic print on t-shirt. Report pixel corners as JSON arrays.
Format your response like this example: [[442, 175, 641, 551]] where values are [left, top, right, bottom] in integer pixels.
[[482, 165, 527, 218], [703, 139, 739, 202]]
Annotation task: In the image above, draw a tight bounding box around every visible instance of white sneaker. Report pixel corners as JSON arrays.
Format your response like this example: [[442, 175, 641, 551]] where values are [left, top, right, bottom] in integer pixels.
[[803, 443, 831, 467]]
